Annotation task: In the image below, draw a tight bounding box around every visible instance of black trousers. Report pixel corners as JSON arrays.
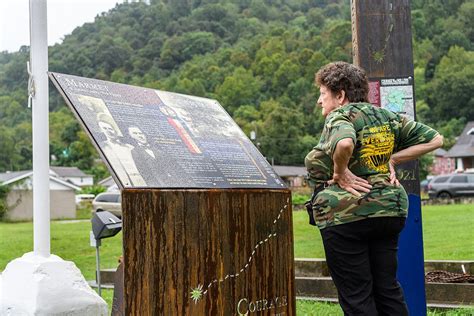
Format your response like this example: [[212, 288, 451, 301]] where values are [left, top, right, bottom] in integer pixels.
[[320, 217, 409, 316]]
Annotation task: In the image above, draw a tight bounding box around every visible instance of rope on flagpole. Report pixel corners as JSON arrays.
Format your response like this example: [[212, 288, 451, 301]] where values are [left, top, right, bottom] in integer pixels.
[[27, 61, 35, 108]]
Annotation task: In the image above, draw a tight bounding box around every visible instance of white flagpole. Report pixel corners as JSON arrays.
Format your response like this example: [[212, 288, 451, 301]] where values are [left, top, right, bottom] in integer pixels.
[[30, 0, 50, 257], [0, 2, 107, 313]]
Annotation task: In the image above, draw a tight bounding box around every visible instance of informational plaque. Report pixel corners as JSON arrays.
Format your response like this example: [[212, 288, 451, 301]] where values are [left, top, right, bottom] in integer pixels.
[[49, 73, 285, 190], [368, 77, 415, 119]]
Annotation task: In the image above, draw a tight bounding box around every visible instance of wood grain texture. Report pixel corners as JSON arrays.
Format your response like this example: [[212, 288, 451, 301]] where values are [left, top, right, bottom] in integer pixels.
[[352, 0, 420, 194], [122, 189, 295, 316], [352, 0, 414, 76]]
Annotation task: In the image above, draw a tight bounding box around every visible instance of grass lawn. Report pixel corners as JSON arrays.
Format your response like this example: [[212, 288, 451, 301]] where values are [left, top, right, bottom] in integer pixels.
[[293, 203, 474, 260], [296, 299, 474, 316], [0, 203, 473, 313], [0, 220, 123, 281], [421, 204, 474, 260]]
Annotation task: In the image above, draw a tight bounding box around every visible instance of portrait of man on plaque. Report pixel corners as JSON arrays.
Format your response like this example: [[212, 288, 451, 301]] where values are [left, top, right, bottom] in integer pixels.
[[97, 113, 145, 187]]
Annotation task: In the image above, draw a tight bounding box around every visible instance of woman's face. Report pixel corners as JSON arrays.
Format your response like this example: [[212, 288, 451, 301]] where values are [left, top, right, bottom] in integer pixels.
[[317, 85, 340, 117]]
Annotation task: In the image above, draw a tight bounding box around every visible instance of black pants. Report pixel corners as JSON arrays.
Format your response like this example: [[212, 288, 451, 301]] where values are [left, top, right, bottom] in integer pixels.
[[320, 217, 409, 316]]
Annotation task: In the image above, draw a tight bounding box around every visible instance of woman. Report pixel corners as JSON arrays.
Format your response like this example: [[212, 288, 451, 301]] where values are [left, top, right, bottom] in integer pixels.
[[305, 62, 443, 315]]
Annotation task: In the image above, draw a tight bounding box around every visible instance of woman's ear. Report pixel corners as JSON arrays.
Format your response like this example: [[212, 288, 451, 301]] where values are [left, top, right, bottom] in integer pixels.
[[338, 90, 346, 104], [338, 90, 349, 105]]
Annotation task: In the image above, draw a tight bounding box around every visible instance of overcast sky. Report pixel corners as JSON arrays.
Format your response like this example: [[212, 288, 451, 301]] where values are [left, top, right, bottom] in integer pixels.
[[0, 0, 122, 53]]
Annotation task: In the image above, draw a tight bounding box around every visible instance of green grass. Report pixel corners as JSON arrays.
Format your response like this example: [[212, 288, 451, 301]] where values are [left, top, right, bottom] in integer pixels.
[[293, 210, 326, 258], [293, 203, 474, 260], [296, 300, 343, 315], [1, 203, 473, 313], [99, 289, 115, 309], [296, 299, 474, 315], [76, 203, 94, 219], [0, 220, 122, 280], [421, 204, 474, 260]]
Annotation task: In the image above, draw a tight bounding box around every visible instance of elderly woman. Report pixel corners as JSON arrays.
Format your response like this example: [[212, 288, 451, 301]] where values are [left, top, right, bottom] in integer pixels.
[[305, 62, 443, 315]]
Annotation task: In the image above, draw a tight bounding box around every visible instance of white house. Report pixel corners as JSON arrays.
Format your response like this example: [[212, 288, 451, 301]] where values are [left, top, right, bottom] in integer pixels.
[[98, 176, 119, 192], [272, 165, 308, 188], [50, 166, 93, 187], [0, 170, 80, 221]]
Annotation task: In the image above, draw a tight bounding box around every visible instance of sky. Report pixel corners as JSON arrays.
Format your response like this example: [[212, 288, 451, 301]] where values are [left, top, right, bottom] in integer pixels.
[[0, 0, 122, 53]]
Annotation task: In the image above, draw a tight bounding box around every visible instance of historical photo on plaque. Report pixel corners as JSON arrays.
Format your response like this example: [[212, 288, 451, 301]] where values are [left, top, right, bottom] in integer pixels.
[[49, 73, 285, 189]]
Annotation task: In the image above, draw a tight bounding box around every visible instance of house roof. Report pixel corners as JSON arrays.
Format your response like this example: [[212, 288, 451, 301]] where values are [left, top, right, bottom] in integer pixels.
[[0, 170, 32, 185], [0, 169, 81, 190], [446, 121, 474, 158], [50, 166, 89, 178], [50, 176, 81, 190], [98, 176, 119, 191], [434, 148, 447, 157], [98, 176, 114, 186], [272, 165, 307, 177]]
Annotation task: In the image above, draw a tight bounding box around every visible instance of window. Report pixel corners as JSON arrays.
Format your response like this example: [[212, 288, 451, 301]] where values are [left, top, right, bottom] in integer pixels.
[[433, 176, 449, 183], [97, 194, 119, 203], [450, 175, 467, 183], [468, 175, 474, 183]]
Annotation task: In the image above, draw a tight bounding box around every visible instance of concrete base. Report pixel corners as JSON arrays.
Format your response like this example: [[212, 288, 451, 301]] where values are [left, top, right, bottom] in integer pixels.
[[0, 252, 107, 315]]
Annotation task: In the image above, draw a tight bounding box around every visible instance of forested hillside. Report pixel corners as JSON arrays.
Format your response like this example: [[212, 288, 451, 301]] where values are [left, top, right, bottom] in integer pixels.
[[0, 0, 472, 180]]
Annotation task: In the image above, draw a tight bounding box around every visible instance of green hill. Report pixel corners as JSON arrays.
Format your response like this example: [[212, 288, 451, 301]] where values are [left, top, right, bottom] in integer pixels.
[[0, 0, 472, 177]]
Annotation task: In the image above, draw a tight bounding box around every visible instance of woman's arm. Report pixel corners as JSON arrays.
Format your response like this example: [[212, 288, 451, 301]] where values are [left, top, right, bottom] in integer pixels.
[[332, 138, 372, 196], [391, 134, 444, 165], [389, 134, 444, 184]]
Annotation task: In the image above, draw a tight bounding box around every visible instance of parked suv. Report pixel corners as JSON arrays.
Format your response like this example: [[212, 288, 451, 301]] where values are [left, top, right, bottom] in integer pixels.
[[428, 173, 474, 199], [92, 192, 122, 217]]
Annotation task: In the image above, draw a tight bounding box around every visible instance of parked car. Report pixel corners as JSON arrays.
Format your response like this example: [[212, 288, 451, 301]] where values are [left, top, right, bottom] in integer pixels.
[[420, 179, 431, 194], [428, 173, 474, 199], [92, 191, 122, 217]]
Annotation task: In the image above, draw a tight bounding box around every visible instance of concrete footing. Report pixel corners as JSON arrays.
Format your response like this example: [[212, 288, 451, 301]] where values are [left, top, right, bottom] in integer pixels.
[[294, 258, 474, 306], [0, 252, 107, 315]]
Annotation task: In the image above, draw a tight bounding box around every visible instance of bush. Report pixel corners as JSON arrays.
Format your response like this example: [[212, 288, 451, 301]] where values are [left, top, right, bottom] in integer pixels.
[[292, 193, 311, 205], [79, 185, 106, 196], [0, 185, 11, 221]]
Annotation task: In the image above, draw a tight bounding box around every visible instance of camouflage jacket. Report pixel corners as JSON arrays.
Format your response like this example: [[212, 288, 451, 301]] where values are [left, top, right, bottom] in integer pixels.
[[305, 103, 439, 229]]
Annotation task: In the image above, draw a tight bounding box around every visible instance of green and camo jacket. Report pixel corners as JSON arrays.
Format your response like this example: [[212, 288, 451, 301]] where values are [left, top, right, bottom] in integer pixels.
[[305, 103, 439, 229]]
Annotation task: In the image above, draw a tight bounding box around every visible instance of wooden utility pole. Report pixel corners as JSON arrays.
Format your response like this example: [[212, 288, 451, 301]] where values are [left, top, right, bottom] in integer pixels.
[[352, 1, 427, 315]]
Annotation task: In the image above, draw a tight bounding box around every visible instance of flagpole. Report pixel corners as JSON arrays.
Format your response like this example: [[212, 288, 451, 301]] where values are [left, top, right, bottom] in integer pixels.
[[0, 2, 107, 313], [30, 0, 50, 257]]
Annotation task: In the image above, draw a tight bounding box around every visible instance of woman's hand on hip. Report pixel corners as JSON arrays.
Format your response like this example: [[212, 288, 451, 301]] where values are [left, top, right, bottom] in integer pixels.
[[329, 168, 372, 197], [389, 159, 400, 186]]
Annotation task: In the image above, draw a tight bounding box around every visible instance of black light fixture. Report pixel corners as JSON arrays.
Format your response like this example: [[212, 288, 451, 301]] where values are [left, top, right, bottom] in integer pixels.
[[92, 211, 122, 240], [91, 211, 122, 296]]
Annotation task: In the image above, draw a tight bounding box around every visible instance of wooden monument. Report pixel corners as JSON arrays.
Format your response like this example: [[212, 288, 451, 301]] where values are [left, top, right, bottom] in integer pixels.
[[352, 1, 427, 314], [50, 73, 295, 315]]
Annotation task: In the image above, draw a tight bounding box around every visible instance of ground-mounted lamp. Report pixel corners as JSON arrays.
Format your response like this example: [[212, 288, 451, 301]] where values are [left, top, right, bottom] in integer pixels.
[[91, 211, 122, 296]]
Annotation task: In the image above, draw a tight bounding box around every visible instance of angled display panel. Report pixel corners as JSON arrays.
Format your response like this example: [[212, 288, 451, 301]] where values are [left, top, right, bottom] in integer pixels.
[[49, 72, 285, 190]]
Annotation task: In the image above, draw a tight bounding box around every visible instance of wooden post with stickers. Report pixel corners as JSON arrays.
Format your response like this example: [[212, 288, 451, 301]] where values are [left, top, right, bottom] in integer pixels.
[[351, 1, 427, 315], [49, 72, 296, 315]]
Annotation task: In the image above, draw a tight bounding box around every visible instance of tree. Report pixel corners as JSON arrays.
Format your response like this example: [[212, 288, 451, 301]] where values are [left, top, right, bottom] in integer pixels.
[[258, 100, 306, 165], [272, 59, 301, 94], [215, 67, 262, 114], [160, 32, 218, 69], [426, 46, 474, 121], [0, 0, 469, 172]]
